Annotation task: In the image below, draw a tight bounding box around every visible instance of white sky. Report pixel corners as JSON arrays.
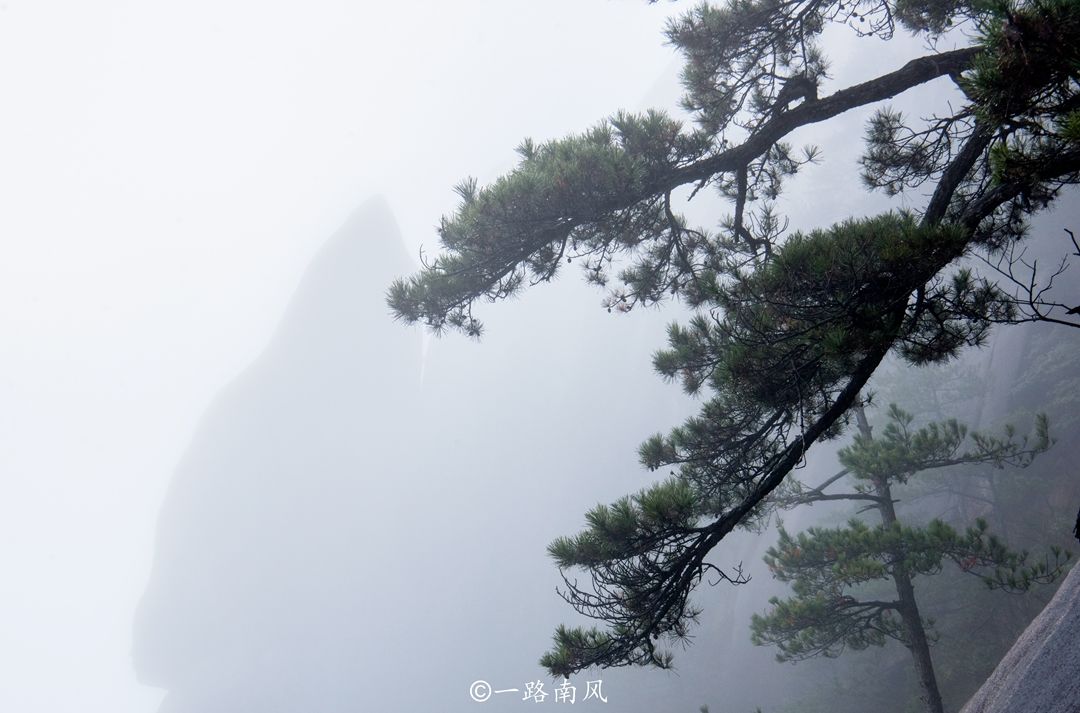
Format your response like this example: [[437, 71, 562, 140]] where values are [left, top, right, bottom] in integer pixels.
[[0, 2, 687, 710]]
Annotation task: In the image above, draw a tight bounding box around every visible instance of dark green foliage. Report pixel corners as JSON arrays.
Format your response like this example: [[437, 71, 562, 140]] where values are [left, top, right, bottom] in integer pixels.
[[836, 404, 1050, 481], [387, 111, 712, 337], [770, 330, 1080, 713], [966, 0, 1080, 126], [389, 0, 1080, 677], [664, 1, 828, 135], [861, 109, 945, 195], [893, 0, 978, 33], [547, 480, 700, 569], [752, 518, 1067, 659], [752, 405, 1069, 713]]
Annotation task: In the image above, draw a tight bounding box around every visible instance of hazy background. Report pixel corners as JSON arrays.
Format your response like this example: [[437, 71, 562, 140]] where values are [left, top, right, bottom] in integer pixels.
[[2, 3, 1075, 712], [0, 3, 684, 709]]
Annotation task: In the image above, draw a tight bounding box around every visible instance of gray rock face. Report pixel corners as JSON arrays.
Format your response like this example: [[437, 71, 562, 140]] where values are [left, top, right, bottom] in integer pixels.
[[960, 563, 1080, 713]]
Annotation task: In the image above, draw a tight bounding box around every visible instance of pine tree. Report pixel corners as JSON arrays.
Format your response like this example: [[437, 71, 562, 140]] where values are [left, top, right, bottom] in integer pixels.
[[750, 405, 1070, 713], [388, 0, 1080, 675]]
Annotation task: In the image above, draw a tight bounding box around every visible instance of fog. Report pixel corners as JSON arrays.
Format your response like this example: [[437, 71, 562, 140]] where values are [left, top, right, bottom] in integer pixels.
[[1, 3, 1077, 713]]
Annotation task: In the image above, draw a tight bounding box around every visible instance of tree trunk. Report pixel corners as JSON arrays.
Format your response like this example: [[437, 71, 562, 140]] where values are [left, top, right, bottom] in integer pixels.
[[854, 407, 946, 713], [891, 560, 947, 713]]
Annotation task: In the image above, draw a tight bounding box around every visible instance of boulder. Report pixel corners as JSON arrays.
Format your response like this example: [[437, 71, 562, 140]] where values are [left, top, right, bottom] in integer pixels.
[[960, 563, 1080, 713]]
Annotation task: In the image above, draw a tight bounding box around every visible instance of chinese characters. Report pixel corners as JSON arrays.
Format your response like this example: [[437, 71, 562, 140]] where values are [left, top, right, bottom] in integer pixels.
[[469, 678, 608, 704]]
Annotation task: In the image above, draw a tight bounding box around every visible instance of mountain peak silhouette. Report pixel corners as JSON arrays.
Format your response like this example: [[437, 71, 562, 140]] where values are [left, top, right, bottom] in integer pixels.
[[134, 196, 422, 712]]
